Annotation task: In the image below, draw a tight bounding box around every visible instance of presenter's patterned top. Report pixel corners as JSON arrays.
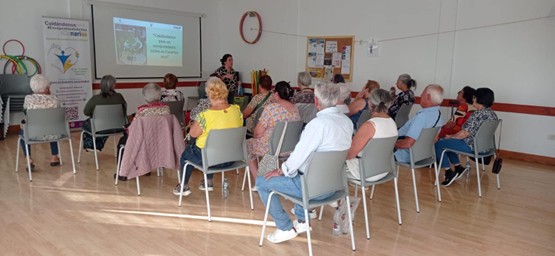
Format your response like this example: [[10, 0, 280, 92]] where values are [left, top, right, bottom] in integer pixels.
[[215, 66, 239, 94]]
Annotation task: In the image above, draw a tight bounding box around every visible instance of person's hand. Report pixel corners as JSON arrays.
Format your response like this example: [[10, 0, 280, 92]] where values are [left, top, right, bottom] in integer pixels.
[[264, 169, 282, 180], [223, 73, 234, 79], [355, 88, 368, 99], [443, 121, 455, 129]]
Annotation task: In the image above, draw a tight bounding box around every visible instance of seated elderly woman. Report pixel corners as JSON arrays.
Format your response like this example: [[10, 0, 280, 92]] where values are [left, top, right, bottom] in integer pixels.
[[173, 77, 243, 196], [19, 74, 61, 169], [247, 81, 301, 177], [160, 73, 184, 102], [243, 75, 275, 133], [438, 86, 475, 138], [348, 80, 380, 127], [82, 75, 127, 151], [335, 82, 351, 114], [291, 72, 314, 104], [388, 73, 416, 119], [346, 88, 398, 180], [115, 83, 170, 180], [434, 87, 498, 186]]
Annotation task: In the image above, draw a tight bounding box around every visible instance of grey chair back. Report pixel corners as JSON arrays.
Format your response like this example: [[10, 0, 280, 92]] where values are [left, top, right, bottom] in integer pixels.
[[303, 150, 349, 200], [395, 103, 413, 128], [251, 106, 265, 130], [296, 103, 318, 124], [166, 100, 185, 125], [356, 110, 372, 130], [202, 127, 247, 168], [268, 120, 303, 155], [0, 74, 32, 95], [24, 108, 69, 143], [408, 127, 440, 165], [360, 136, 398, 180], [473, 119, 501, 154], [91, 104, 128, 132], [185, 96, 199, 111]]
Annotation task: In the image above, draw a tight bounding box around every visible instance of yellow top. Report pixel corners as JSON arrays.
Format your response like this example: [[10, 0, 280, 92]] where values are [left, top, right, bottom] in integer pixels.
[[196, 104, 243, 148]]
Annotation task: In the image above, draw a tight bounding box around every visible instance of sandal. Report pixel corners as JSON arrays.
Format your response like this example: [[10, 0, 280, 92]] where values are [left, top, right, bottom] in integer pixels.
[[113, 173, 128, 181], [26, 164, 36, 172], [50, 161, 61, 167]]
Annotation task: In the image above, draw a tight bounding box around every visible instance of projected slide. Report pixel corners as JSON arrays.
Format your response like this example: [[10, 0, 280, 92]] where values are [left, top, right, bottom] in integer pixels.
[[113, 17, 183, 67]]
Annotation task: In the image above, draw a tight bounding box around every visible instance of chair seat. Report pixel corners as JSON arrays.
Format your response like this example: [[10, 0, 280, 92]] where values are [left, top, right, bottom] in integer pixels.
[[274, 190, 347, 210], [83, 128, 125, 136], [185, 160, 247, 175], [396, 157, 435, 168], [444, 148, 495, 158], [347, 172, 396, 186], [25, 134, 71, 144]]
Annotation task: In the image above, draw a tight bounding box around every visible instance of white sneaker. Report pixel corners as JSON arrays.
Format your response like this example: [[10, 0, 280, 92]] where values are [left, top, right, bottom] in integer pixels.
[[290, 208, 317, 219], [173, 184, 191, 196], [328, 201, 338, 208], [267, 228, 297, 243], [251, 186, 258, 192], [293, 219, 312, 234]]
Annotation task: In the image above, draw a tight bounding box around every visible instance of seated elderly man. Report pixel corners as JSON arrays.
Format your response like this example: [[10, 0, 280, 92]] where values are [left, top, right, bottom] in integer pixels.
[[394, 84, 445, 162], [256, 82, 353, 244]]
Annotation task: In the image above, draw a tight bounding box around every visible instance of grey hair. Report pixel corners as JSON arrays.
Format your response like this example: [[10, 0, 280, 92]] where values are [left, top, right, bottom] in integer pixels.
[[29, 74, 50, 93], [398, 73, 417, 89], [100, 75, 117, 97], [142, 82, 162, 103], [337, 83, 351, 102], [368, 88, 392, 113], [314, 82, 340, 109], [425, 84, 444, 105], [297, 72, 312, 88]]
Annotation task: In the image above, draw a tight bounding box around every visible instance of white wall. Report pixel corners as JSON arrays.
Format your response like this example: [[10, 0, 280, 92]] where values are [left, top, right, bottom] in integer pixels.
[[1, 0, 554, 158]]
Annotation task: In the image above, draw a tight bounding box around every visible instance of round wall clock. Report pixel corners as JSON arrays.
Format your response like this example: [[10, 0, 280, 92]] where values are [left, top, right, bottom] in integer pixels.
[[240, 11, 262, 44]]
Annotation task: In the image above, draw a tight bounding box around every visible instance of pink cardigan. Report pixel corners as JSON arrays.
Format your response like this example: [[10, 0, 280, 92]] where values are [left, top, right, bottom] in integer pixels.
[[119, 115, 185, 179]]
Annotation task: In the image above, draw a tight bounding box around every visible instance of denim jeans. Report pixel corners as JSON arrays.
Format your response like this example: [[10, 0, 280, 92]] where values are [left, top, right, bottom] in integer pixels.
[[179, 143, 233, 185], [434, 138, 473, 168], [19, 130, 59, 156], [256, 175, 334, 231]]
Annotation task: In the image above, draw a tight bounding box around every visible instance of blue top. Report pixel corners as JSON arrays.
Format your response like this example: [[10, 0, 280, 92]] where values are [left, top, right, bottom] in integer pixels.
[[395, 106, 444, 162], [349, 99, 369, 129]]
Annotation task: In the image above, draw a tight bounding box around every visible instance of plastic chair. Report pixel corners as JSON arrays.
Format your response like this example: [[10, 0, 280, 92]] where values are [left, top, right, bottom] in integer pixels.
[[439, 119, 502, 197], [347, 136, 401, 239], [259, 150, 355, 256], [78, 104, 128, 170], [177, 127, 254, 221], [15, 108, 76, 181], [356, 110, 372, 130], [241, 120, 303, 190], [395, 103, 413, 128], [166, 100, 185, 127], [295, 103, 318, 126], [395, 127, 441, 213]]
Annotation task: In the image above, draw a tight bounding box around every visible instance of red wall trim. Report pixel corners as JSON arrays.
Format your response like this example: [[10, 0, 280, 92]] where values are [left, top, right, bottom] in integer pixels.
[[92, 81, 200, 90]]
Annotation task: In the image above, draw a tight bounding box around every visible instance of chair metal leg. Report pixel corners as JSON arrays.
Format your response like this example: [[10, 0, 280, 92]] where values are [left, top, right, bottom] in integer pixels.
[[354, 184, 358, 197], [178, 163, 190, 207], [305, 208, 313, 256], [370, 185, 376, 199], [496, 173, 501, 190], [361, 184, 370, 239], [394, 177, 402, 225], [25, 144, 32, 182], [259, 191, 275, 247], [241, 168, 247, 191], [68, 139, 76, 174], [113, 136, 117, 157], [318, 205, 324, 221], [115, 146, 124, 185], [136, 177, 141, 196], [246, 167, 254, 210], [475, 160, 482, 197], [15, 137, 21, 172], [77, 131, 84, 163], [434, 162, 441, 202], [204, 173, 212, 221], [92, 135, 99, 170], [345, 196, 356, 251], [410, 168, 420, 213], [58, 141, 63, 166]]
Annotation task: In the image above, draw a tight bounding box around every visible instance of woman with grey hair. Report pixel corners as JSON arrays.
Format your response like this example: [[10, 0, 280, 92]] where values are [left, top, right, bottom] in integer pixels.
[[136, 83, 170, 117], [388, 73, 416, 119], [19, 74, 61, 168], [335, 82, 351, 114], [82, 74, 127, 151], [291, 72, 314, 104], [346, 88, 398, 180]]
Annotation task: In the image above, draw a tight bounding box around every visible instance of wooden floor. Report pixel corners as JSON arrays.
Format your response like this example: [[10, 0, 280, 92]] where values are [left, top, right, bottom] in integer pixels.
[[0, 132, 554, 256]]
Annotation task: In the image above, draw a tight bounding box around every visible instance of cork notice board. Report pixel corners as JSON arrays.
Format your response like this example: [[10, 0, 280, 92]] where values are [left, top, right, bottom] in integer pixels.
[[305, 36, 354, 82]]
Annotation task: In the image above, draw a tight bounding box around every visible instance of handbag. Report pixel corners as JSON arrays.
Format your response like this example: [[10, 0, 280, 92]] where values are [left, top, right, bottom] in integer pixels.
[[258, 122, 288, 176]]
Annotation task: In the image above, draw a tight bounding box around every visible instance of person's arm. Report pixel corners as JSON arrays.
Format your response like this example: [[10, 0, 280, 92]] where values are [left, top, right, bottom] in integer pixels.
[[347, 121, 376, 159], [347, 98, 364, 116], [252, 121, 265, 138], [395, 136, 416, 149], [446, 129, 469, 140], [355, 88, 369, 100], [83, 96, 94, 116], [189, 121, 203, 138], [242, 105, 255, 119], [280, 122, 322, 177]]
